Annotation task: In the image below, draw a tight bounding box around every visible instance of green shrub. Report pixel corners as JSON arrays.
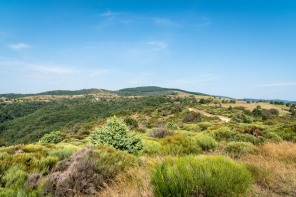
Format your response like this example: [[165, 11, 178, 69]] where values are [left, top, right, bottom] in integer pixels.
[[90, 116, 143, 154], [48, 149, 75, 161], [3, 165, 28, 189], [40, 131, 62, 144], [90, 145, 136, 179], [152, 155, 252, 197], [142, 140, 162, 155], [0, 138, 6, 147], [195, 135, 218, 151], [183, 124, 200, 132], [197, 122, 212, 131], [210, 127, 259, 144], [233, 113, 253, 123], [160, 135, 201, 155], [124, 117, 138, 129], [166, 122, 179, 130], [223, 142, 258, 158], [0, 188, 16, 197], [40, 156, 59, 174]]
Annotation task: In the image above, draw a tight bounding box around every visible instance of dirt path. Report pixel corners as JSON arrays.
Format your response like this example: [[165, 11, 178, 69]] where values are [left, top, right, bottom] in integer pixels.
[[188, 108, 231, 122]]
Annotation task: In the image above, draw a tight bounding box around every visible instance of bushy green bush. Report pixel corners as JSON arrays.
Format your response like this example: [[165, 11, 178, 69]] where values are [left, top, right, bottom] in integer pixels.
[[124, 117, 138, 129], [233, 113, 253, 123], [223, 142, 258, 158], [142, 140, 162, 155], [210, 127, 259, 144], [152, 155, 252, 197], [48, 148, 75, 161], [89, 116, 143, 154], [3, 165, 28, 189], [183, 124, 200, 132], [197, 122, 212, 131], [166, 122, 179, 130], [160, 135, 201, 155], [40, 156, 59, 174], [195, 135, 218, 151], [40, 131, 62, 144], [89, 145, 136, 179]]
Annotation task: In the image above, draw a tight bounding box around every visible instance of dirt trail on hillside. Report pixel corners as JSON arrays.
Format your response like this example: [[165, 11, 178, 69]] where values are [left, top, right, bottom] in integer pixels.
[[188, 108, 231, 122]]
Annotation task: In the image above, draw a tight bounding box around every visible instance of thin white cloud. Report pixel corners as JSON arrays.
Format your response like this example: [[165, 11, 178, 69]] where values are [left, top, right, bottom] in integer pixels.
[[99, 9, 120, 17], [30, 65, 73, 74], [153, 18, 180, 27], [8, 43, 31, 50], [256, 82, 296, 87], [147, 41, 167, 50]]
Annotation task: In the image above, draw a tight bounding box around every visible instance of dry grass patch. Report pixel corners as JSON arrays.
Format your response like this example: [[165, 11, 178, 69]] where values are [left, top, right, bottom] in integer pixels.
[[97, 157, 154, 197], [240, 142, 296, 196]]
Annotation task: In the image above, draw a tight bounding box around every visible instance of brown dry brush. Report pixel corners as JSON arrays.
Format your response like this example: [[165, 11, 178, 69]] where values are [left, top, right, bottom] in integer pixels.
[[43, 147, 104, 196], [23, 146, 135, 197]]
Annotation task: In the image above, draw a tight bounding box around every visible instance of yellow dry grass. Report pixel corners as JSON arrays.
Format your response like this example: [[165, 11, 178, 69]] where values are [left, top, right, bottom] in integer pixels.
[[217, 101, 290, 116], [240, 142, 296, 196], [96, 156, 159, 197]]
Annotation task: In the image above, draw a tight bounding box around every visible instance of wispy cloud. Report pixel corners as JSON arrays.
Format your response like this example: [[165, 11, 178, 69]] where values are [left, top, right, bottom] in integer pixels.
[[8, 43, 31, 50], [147, 41, 167, 50], [256, 82, 296, 87], [30, 65, 73, 74], [99, 9, 120, 17], [153, 18, 180, 27]]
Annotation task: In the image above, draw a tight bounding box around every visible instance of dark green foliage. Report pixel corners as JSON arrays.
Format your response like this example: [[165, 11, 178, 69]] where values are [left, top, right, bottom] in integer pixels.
[[166, 122, 179, 130], [116, 86, 207, 96], [0, 138, 5, 147], [124, 117, 138, 129], [0, 101, 50, 123], [40, 131, 62, 144], [152, 155, 252, 197], [89, 116, 143, 154], [0, 96, 172, 145], [199, 98, 212, 104], [233, 113, 253, 123]]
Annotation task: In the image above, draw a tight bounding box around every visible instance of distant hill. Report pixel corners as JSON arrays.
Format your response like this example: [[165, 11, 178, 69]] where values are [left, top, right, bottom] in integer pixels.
[[38, 88, 103, 95], [0, 86, 207, 99], [0, 89, 109, 99], [115, 86, 208, 96]]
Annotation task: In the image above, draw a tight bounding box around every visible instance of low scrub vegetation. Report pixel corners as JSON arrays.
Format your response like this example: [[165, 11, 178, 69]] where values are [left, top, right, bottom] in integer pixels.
[[152, 155, 252, 197], [1, 93, 296, 196], [90, 116, 143, 154]]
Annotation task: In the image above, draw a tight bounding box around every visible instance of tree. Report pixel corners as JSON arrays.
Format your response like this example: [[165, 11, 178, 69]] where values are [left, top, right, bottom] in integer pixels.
[[90, 116, 143, 154]]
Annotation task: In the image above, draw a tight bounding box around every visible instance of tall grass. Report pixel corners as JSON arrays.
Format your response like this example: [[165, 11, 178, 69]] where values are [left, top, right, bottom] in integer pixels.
[[151, 155, 252, 197]]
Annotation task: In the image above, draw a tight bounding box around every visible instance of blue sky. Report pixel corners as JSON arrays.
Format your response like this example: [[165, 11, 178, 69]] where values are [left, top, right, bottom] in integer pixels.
[[0, 0, 295, 100]]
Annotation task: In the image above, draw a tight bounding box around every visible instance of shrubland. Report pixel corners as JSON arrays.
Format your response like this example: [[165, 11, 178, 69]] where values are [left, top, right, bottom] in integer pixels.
[[0, 93, 296, 196]]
